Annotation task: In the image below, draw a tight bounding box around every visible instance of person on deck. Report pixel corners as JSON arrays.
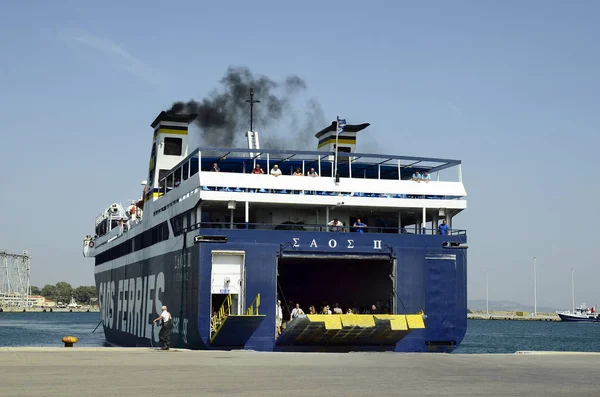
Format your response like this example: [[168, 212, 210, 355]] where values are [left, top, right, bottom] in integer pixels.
[[328, 218, 345, 232], [353, 219, 367, 233], [438, 219, 450, 236], [307, 168, 319, 177], [270, 164, 282, 176], [412, 171, 422, 182], [211, 163, 220, 172], [153, 305, 173, 350], [422, 171, 431, 183], [252, 164, 264, 174]]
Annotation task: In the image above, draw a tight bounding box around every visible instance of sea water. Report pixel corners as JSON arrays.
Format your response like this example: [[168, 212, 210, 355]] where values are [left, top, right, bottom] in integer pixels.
[[0, 312, 106, 347], [455, 319, 600, 353], [1, 313, 600, 353]]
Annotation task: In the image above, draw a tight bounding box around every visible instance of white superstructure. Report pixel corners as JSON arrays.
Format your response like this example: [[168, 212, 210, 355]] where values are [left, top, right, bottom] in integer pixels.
[[84, 112, 467, 270]]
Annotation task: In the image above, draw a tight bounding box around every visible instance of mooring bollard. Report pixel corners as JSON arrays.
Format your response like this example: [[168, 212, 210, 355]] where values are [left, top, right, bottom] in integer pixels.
[[62, 336, 78, 347]]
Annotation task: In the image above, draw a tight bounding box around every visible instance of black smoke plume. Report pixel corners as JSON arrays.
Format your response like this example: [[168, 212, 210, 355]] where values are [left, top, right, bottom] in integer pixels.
[[166, 66, 324, 149]]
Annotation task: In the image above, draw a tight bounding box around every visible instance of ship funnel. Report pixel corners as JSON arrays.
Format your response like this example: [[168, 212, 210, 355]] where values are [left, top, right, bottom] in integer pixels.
[[145, 112, 197, 202], [315, 121, 370, 153]]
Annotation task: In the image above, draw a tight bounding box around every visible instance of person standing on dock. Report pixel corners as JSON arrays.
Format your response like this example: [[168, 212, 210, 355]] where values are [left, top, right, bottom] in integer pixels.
[[153, 306, 173, 350]]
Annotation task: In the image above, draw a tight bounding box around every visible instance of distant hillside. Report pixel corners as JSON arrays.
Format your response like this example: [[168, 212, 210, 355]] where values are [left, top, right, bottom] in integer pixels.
[[467, 300, 559, 313]]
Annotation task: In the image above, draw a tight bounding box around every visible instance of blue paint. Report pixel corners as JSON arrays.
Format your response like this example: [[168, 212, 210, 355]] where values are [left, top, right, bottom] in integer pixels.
[[95, 229, 467, 352]]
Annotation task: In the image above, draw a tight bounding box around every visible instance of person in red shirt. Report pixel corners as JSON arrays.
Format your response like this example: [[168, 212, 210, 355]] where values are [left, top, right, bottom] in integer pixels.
[[252, 164, 264, 174]]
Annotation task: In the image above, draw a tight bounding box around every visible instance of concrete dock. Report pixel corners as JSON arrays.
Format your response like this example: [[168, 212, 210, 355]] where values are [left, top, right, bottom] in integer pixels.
[[1, 348, 599, 396], [468, 311, 560, 321]]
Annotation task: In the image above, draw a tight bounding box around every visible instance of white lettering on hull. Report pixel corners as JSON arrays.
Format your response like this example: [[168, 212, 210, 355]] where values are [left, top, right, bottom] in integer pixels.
[[154, 272, 165, 343], [117, 280, 124, 331], [172, 317, 189, 344], [134, 277, 142, 337], [99, 271, 166, 344], [290, 237, 383, 250]]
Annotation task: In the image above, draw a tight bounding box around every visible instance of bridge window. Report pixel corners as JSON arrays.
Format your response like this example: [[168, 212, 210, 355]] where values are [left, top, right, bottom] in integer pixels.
[[164, 137, 182, 156]]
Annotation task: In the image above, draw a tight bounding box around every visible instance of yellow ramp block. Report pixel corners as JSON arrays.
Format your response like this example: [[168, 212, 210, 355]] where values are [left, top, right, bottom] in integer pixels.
[[341, 314, 375, 328], [306, 315, 342, 330], [374, 315, 408, 331], [406, 314, 426, 329]]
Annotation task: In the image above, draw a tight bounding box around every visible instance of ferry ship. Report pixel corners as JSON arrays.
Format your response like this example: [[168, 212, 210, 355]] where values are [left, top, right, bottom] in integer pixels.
[[83, 101, 468, 352]]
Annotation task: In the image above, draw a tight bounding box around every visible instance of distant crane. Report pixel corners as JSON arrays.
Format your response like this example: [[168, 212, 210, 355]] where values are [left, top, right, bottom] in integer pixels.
[[0, 250, 31, 308]]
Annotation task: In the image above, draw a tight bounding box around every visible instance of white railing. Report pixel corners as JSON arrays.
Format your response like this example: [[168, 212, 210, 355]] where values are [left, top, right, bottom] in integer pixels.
[[198, 172, 466, 198]]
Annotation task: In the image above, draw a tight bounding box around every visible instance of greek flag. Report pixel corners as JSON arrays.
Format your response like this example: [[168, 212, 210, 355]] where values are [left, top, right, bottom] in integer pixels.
[[337, 117, 346, 135]]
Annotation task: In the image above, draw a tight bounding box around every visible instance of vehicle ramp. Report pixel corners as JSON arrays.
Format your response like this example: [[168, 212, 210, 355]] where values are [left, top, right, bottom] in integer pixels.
[[276, 313, 425, 349], [210, 294, 265, 347]]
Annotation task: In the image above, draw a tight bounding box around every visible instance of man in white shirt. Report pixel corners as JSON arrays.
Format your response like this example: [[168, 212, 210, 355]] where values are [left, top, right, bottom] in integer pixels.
[[153, 305, 172, 350], [276, 300, 283, 336], [290, 303, 305, 319], [333, 303, 343, 314], [270, 164, 282, 176], [328, 218, 345, 232]]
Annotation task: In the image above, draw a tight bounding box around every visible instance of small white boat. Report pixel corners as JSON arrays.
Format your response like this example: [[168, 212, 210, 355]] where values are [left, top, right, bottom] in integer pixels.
[[66, 297, 81, 309]]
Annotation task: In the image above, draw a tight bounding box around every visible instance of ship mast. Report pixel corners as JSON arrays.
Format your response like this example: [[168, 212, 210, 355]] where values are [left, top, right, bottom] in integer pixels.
[[245, 88, 260, 132]]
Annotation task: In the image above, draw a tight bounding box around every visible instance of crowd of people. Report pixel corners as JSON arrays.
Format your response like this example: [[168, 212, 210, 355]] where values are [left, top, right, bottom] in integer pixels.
[[211, 162, 321, 177], [275, 300, 392, 336]]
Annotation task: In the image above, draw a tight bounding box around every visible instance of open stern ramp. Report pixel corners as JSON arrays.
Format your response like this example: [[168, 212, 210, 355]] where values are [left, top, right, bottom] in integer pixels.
[[210, 293, 266, 347], [276, 314, 425, 350]]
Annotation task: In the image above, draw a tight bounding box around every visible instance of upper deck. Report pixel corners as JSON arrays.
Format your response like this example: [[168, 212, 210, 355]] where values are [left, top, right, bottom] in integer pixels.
[[150, 147, 466, 210], [141, 146, 466, 236]]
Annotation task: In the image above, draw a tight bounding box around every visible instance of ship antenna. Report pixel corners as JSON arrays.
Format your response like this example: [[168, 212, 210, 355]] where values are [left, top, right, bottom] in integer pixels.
[[245, 88, 260, 132]]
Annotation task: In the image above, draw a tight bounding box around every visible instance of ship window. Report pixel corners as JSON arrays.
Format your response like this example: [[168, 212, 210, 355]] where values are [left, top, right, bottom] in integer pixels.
[[164, 138, 182, 156], [171, 214, 184, 236], [190, 157, 199, 176], [182, 162, 189, 180], [158, 169, 169, 190], [95, 221, 170, 266]]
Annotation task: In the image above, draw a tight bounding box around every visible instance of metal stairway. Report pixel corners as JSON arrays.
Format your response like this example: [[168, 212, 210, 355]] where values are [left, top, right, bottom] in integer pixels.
[[210, 294, 265, 347]]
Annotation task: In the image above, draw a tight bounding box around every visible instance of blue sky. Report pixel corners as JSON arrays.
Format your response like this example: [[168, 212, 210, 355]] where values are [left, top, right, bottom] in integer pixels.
[[0, 1, 598, 309]]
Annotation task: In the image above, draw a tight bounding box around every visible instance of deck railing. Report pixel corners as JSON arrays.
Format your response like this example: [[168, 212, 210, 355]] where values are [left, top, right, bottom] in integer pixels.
[[245, 294, 261, 316], [210, 294, 232, 342], [181, 221, 466, 236], [155, 147, 465, 201]]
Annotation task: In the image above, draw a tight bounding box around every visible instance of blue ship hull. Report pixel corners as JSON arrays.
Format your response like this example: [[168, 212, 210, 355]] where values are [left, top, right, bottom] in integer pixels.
[[95, 229, 467, 352], [557, 313, 600, 322]]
